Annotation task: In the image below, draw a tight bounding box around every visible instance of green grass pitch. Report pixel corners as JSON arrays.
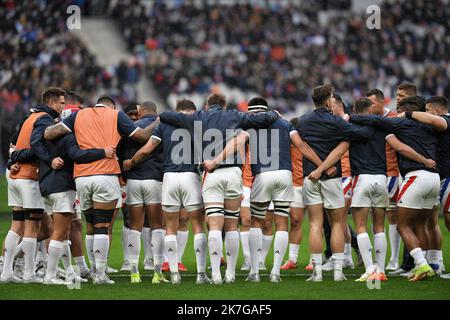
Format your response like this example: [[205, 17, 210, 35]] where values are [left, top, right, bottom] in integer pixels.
[[0, 175, 449, 300]]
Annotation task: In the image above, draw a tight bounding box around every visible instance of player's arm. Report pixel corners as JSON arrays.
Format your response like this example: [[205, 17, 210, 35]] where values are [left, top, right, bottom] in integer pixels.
[[308, 141, 350, 180], [386, 134, 436, 169], [124, 136, 161, 171], [31, 117, 63, 169], [44, 111, 76, 140], [290, 131, 322, 167], [130, 118, 160, 144], [238, 111, 279, 129], [159, 111, 195, 130], [337, 117, 377, 140], [9, 149, 38, 164], [350, 115, 396, 134], [203, 131, 249, 172], [408, 111, 448, 132], [64, 134, 112, 164]]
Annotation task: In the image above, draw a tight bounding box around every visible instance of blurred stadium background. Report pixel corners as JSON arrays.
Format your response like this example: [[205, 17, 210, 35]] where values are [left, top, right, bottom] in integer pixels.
[[1, 0, 449, 173]]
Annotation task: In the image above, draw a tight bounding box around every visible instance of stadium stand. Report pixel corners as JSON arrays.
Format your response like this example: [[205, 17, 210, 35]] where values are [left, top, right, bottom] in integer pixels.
[[111, 0, 450, 112], [0, 0, 139, 164]]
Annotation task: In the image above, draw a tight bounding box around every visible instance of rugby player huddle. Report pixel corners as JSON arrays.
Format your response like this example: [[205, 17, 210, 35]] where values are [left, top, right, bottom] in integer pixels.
[[0, 82, 449, 286]]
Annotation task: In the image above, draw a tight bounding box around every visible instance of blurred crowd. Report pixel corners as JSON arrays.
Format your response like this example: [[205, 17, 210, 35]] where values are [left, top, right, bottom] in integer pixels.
[[112, 0, 450, 112], [0, 0, 141, 164]]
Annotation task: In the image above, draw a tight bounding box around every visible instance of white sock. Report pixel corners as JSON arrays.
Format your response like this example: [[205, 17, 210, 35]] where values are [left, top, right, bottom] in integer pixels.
[[93, 234, 110, 277], [249, 228, 262, 274], [13, 240, 24, 258], [165, 235, 178, 273], [357, 233, 375, 273], [35, 241, 43, 263], [46, 240, 63, 279], [410, 247, 427, 267], [288, 243, 300, 264], [374, 232, 387, 273], [85, 235, 95, 269], [225, 231, 239, 277], [22, 237, 37, 278], [427, 250, 440, 265], [311, 253, 323, 275], [121, 226, 129, 262], [438, 250, 444, 267], [127, 230, 141, 267], [260, 234, 273, 264], [151, 229, 165, 273], [208, 230, 223, 278], [332, 252, 344, 276], [61, 240, 74, 274], [344, 243, 352, 261], [37, 240, 47, 263], [240, 231, 250, 263], [141, 227, 152, 261], [271, 231, 288, 276], [2, 230, 21, 277], [194, 233, 206, 273], [177, 230, 188, 263], [388, 224, 401, 262], [73, 256, 89, 273]]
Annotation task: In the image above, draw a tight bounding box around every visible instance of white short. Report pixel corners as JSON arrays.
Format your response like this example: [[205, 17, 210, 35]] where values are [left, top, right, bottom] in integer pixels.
[[44, 190, 77, 215], [397, 170, 440, 210], [243, 186, 275, 210], [251, 170, 294, 203], [351, 174, 388, 208], [440, 178, 450, 213], [202, 167, 242, 203], [303, 177, 345, 210], [126, 179, 162, 206], [291, 186, 305, 208], [342, 176, 353, 199], [75, 175, 121, 211], [161, 172, 203, 212], [7, 177, 44, 209]]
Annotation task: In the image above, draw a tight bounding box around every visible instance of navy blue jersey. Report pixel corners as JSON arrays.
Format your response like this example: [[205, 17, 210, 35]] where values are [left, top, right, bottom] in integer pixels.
[[349, 124, 387, 176], [297, 108, 373, 178], [159, 105, 278, 167], [123, 115, 163, 181], [39, 134, 105, 196], [62, 107, 138, 137], [438, 115, 450, 179], [351, 115, 439, 177], [248, 118, 296, 175], [30, 105, 60, 165], [152, 122, 197, 173]]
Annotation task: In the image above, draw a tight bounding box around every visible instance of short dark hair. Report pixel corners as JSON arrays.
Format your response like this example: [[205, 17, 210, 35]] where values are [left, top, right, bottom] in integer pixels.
[[176, 98, 196, 112], [366, 88, 384, 101], [96, 95, 116, 107], [353, 98, 373, 114], [140, 101, 157, 114], [426, 96, 449, 111], [42, 87, 66, 104], [124, 101, 138, 114], [397, 83, 417, 96], [248, 97, 268, 107], [206, 93, 226, 108], [66, 91, 84, 104], [398, 96, 426, 112], [312, 84, 334, 108]]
